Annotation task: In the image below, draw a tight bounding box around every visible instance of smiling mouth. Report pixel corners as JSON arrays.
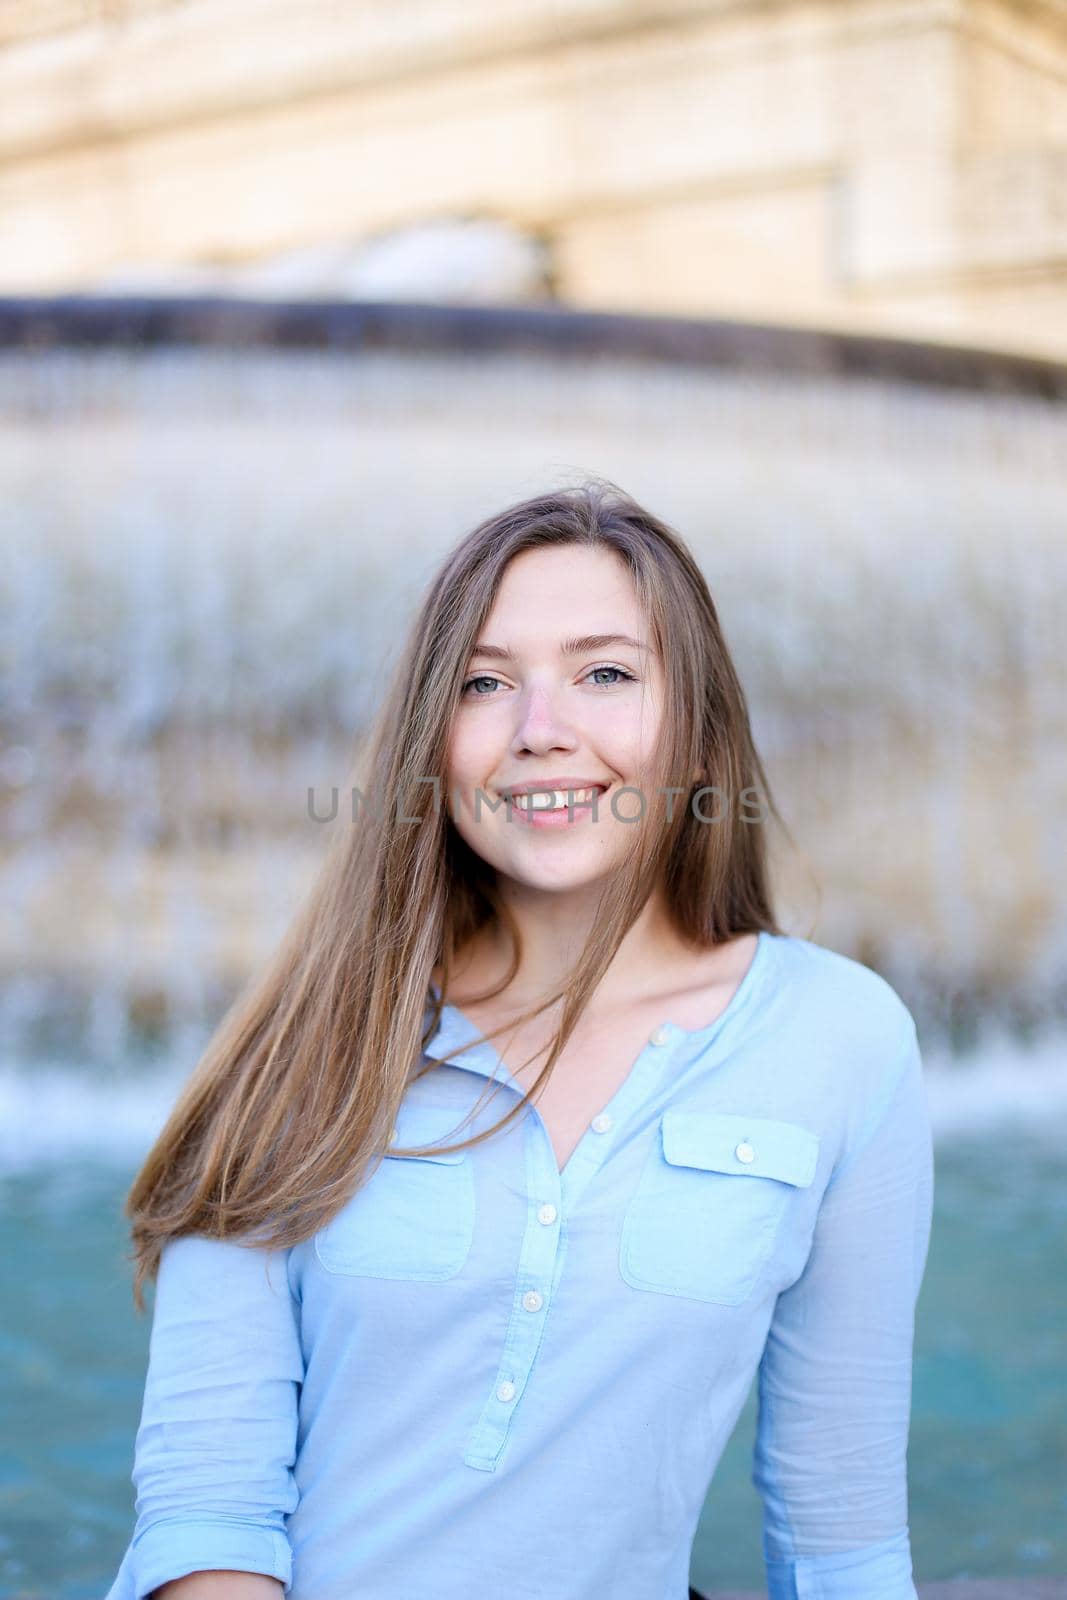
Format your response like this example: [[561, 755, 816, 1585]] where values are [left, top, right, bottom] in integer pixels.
[[508, 785, 608, 813]]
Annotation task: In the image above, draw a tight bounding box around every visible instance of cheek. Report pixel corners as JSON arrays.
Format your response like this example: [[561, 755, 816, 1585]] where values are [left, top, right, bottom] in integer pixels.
[[445, 714, 498, 792], [596, 699, 660, 766]]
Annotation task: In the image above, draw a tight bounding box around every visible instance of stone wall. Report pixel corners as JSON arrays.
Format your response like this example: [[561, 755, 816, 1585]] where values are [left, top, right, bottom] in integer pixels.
[[0, 0, 1065, 358]]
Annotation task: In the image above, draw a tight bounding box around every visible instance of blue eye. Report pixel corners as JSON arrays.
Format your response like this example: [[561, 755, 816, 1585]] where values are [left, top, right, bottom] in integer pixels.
[[460, 665, 637, 696], [587, 666, 635, 688]]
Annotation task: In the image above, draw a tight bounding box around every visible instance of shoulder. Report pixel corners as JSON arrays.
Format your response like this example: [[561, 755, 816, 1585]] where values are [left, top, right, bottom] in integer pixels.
[[770, 933, 914, 1039], [757, 934, 925, 1179], [765, 933, 918, 1098]]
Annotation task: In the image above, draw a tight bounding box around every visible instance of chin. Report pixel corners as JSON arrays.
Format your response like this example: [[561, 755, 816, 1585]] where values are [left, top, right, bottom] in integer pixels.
[[496, 853, 618, 894]]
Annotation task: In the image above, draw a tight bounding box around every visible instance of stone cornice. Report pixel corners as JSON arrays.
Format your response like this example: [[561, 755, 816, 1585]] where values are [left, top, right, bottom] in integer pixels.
[[3, 292, 1066, 399]]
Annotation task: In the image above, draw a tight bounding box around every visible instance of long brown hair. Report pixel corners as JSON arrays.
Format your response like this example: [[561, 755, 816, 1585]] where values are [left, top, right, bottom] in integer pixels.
[[122, 478, 800, 1311]]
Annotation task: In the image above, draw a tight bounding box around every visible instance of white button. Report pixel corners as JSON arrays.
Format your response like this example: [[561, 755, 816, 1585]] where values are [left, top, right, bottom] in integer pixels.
[[537, 1203, 558, 1225], [735, 1141, 755, 1163], [591, 1113, 613, 1133], [649, 1024, 671, 1046], [388, 1127, 399, 1144], [496, 1380, 516, 1402], [522, 1290, 544, 1312]]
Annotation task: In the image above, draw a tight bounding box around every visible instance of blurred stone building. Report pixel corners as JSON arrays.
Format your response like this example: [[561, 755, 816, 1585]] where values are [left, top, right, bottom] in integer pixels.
[[1, 0, 1065, 359]]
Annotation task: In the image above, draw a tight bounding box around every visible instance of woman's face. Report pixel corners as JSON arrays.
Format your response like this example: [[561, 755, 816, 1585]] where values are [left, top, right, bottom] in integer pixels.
[[445, 544, 665, 895]]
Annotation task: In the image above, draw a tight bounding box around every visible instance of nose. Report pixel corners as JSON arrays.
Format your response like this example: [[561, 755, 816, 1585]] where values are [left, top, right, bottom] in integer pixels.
[[509, 682, 580, 758]]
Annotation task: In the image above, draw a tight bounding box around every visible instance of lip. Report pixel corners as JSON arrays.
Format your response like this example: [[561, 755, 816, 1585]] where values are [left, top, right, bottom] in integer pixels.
[[509, 786, 608, 829], [499, 778, 611, 798]]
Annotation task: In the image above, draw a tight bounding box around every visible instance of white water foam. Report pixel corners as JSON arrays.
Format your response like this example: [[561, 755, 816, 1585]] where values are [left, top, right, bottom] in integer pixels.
[[921, 1026, 1067, 1141], [1, 1028, 1065, 1173], [0, 1057, 191, 1173]]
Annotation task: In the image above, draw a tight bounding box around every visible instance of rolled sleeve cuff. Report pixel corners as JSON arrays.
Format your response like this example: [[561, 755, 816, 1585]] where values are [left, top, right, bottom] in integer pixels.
[[130, 1514, 292, 1598], [765, 1528, 917, 1600]]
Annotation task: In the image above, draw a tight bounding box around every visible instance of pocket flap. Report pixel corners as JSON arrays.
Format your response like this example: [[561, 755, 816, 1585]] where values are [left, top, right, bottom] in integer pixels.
[[388, 1100, 469, 1164], [660, 1111, 819, 1188]]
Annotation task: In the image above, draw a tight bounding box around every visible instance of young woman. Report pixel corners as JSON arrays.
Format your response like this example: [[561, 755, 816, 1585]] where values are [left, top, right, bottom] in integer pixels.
[[106, 481, 934, 1600]]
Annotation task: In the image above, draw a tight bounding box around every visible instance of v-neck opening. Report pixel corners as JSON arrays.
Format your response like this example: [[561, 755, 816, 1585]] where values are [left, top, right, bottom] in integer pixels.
[[425, 930, 779, 1186]]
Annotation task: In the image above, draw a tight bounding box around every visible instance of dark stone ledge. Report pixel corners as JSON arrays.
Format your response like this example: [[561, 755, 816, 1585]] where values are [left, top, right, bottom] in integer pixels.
[[696, 1582, 1067, 1598], [1, 293, 1066, 402]]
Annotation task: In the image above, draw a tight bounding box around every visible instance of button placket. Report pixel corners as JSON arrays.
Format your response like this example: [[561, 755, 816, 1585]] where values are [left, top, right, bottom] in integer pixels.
[[558, 1030, 676, 1213], [450, 1014, 682, 1472], [463, 1115, 563, 1473]]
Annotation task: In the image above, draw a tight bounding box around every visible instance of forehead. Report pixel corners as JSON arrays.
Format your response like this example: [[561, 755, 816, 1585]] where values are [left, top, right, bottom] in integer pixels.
[[486, 544, 642, 627]]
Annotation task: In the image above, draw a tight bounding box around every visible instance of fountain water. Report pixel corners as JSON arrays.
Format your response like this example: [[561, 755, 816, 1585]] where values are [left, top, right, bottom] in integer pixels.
[[1, 298, 1064, 1131]]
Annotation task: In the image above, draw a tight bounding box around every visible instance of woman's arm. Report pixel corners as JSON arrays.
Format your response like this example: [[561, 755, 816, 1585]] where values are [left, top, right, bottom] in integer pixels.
[[753, 1017, 935, 1599], [150, 1574, 284, 1598], [118, 1231, 304, 1600]]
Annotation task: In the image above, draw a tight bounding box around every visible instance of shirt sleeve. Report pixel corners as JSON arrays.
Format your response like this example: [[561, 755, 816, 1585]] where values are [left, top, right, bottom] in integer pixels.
[[752, 1018, 934, 1600], [113, 1230, 304, 1600]]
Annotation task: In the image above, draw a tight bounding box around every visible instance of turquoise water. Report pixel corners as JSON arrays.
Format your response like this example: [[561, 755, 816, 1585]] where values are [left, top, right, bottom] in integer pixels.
[[2, 1127, 1064, 1598]]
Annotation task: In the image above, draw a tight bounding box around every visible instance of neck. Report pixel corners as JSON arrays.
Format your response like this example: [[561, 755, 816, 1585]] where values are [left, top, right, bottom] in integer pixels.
[[452, 880, 696, 1014]]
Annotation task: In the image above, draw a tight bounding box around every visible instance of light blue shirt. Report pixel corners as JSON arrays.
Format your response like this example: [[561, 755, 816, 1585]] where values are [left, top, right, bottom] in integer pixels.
[[106, 931, 934, 1599]]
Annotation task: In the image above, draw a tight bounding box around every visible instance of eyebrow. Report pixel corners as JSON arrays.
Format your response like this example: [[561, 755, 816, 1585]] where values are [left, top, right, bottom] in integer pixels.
[[469, 633, 652, 661]]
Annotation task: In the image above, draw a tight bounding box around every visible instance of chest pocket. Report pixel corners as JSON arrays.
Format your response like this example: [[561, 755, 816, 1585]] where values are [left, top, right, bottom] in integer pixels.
[[619, 1110, 820, 1306], [315, 1101, 475, 1281]]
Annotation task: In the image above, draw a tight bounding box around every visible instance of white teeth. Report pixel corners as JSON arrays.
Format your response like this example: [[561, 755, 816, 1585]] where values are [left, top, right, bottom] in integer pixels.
[[512, 786, 600, 811]]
